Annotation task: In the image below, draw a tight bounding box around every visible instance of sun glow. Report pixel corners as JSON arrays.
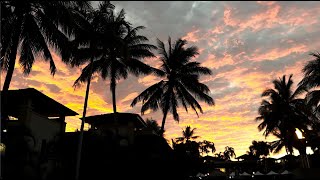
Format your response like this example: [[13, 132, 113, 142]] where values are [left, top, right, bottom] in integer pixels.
[[295, 128, 304, 139]]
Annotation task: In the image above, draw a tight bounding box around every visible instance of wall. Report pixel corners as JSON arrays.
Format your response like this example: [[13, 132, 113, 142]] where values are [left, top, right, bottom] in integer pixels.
[[28, 112, 63, 152]]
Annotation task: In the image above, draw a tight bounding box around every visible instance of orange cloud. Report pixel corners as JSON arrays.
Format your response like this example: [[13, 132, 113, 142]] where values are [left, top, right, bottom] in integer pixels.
[[138, 74, 161, 87], [182, 29, 200, 42], [251, 44, 307, 61]]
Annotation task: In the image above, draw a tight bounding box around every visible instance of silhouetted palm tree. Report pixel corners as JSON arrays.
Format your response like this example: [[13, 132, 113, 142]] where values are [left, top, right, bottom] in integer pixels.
[[299, 52, 320, 91], [249, 140, 271, 158], [74, 8, 157, 114], [65, 2, 116, 180], [223, 146, 236, 160], [176, 126, 199, 143], [199, 140, 216, 156], [131, 38, 214, 134], [269, 131, 291, 154], [298, 52, 320, 133], [256, 75, 311, 155], [1, 1, 90, 91]]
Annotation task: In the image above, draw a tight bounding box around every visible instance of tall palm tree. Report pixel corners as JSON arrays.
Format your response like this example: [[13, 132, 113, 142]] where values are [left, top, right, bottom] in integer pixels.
[[176, 126, 199, 143], [256, 75, 312, 155], [0, 1, 90, 91], [298, 52, 320, 138], [74, 9, 157, 114], [131, 38, 214, 134], [0, 2, 91, 135], [64, 2, 120, 180]]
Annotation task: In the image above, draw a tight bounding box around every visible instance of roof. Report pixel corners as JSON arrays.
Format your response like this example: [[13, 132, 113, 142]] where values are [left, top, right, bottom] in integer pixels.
[[266, 171, 278, 175], [1, 88, 78, 117], [281, 170, 292, 175], [240, 172, 251, 176], [83, 113, 147, 129], [254, 171, 265, 176]]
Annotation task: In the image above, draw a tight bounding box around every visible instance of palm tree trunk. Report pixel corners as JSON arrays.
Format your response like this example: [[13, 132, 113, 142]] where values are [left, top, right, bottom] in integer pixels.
[[75, 58, 94, 180], [111, 76, 117, 113], [160, 87, 172, 136], [160, 108, 168, 136], [2, 17, 22, 91], [110, 68, 120, 144]]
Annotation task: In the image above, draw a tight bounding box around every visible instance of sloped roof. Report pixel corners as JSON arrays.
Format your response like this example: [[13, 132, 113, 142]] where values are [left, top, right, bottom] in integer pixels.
[[83, 113, 147, 129], [281, 170, 292, 175], [266, 171, 278, 175], [240, 172, 251, 176], [254, 171, 265, 176], [2, 88, 78, 117]]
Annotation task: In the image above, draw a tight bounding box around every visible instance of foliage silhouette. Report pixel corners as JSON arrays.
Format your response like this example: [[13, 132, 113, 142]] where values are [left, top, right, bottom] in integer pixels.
[[256, 75, 313, 155], [176, 126, 199, 143], [131, 37, 214, 134]]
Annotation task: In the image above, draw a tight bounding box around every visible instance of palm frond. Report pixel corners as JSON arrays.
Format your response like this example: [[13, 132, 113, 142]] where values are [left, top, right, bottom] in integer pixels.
[[131, 80, 165, 107], [20, 13, 56, 74]]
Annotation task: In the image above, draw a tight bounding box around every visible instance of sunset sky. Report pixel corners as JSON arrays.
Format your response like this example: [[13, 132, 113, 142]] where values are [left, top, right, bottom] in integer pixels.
[[2, 1, 320, 158]]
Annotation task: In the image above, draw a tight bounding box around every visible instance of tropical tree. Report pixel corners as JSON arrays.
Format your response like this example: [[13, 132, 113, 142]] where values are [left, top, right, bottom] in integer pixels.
[[256, 75, 313, 155], [223, 146, 236, 160], [298, 53, 320, 107], [298, 52, 320, 152], [249, 140, 271, 158], [131, 37, 214, 134], [0, 1, 90, 91], [64, 2, 117, 180], [74, 8, 157, 114], [176, 126, 199, 143], [0, 1, 91, 129], [199, 140, 216, 156]]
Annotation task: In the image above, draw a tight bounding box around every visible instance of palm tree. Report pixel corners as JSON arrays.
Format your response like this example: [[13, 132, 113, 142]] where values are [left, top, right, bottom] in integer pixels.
[[199, 140, 216, 156], [176, 126, 199, 143], [131, 38, 214, 134], [299, 52, 320, 91], [74, 9, 157, 114], [298, 53, 320, 126], [223, 146, 236, 160], [249, 140, 271, 158], [256, 75, 312, 155], [1, 1, 90, 91], [64, 2, 122, 180], [0, 2, 91, 132]]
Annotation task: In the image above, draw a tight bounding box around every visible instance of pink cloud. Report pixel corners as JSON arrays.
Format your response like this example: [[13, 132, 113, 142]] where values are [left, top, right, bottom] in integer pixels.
[[182, 29, 201, 42], [250, 44, 307, 61]]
